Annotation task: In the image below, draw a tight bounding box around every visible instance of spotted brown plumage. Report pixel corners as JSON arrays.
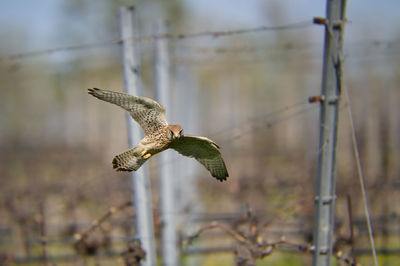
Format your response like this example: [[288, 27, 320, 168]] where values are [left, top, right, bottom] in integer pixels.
[[88, 88, 229, 181]]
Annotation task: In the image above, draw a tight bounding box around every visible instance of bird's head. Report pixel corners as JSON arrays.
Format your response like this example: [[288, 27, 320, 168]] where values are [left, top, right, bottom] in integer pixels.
[[168, 125, 184, 140]]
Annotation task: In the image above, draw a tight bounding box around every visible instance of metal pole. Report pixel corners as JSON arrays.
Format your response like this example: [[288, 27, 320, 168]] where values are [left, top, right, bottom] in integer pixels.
[[174, 42, 202, 266], [153, 21, 179, 266], [119, 6, 156, 266], [312, 0, 347, 265]]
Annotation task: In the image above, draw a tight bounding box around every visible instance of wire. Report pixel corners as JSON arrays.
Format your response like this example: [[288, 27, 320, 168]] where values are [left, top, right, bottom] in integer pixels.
[[177, 38, 400, 55], [166, 19, 313, 39], [0, 39, 122, 62], [343, 83, 378, 266], [219, 104, 317, 144], [209, 100, 309, 138], [2, 33, 397, 65], [0, 20, 313, 62]]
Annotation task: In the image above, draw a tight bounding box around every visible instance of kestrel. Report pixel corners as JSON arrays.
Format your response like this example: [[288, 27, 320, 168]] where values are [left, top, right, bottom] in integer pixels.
[[88, 88, 229, 181]]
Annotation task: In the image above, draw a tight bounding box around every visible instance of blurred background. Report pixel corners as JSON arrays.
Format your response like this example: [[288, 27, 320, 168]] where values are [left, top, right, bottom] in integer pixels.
[[1, 0, 400, 265]]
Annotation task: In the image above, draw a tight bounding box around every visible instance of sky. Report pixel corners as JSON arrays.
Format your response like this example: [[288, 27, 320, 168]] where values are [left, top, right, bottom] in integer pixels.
[[1, 0, 399, 56]]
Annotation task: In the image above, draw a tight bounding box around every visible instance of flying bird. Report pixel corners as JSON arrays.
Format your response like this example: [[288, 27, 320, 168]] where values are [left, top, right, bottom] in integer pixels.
[[88, 88, 229, 181]]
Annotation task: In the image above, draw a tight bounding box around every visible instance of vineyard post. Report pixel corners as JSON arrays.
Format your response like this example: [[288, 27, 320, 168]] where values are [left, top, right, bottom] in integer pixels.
[[312, 0, 347, 265], [153, 21, 180, 266], [119, 6, 157, 266]]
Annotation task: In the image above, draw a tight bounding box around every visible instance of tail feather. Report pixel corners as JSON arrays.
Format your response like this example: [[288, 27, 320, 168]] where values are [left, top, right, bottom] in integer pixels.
[[112, 148, 148, 172]]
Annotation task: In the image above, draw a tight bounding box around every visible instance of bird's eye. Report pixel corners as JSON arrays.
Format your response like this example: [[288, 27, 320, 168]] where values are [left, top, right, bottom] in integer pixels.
[[169, 129, 174, 139], [179, 129, 183, 136]]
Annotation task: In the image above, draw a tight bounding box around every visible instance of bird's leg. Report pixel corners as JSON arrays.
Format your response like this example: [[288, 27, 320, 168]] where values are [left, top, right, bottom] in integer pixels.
[[140, 150, 152, 159]]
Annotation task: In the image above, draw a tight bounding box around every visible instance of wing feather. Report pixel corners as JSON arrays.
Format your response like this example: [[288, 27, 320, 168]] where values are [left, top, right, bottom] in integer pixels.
[[88, 88, 168, 135], [170, 135, 229, 181]]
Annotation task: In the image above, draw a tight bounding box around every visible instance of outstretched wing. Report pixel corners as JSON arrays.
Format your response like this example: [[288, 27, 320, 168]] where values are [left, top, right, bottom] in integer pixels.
[[170, 135, 229, 181], [88, 88, 168, 135]]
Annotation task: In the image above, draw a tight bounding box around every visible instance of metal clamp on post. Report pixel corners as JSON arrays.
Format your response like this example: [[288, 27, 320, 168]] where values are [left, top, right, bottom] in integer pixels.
[[313, 17, 347, 36], [313, 17, 333, 36], [308, 95, 325, 104], [313, 17, 328, 26], [314, 17, 347, 28], [308, 95, 340, 105], [326, 95, 340, 105], [314, 195, 337, 205]]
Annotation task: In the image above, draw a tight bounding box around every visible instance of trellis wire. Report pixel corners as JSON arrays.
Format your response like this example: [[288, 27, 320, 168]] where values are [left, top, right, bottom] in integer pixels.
[[343, 83, 379, 266], [0, 19, 313, 62], [2, 37, 398, 65]]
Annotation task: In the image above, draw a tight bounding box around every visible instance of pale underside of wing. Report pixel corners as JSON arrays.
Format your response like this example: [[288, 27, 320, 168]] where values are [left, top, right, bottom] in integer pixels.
[[88, 88, 168, 135], [170, 135, 229, 181]]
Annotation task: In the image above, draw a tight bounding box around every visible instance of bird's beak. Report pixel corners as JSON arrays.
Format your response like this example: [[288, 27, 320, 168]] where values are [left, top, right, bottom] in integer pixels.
[[173, 132, 181, 139]]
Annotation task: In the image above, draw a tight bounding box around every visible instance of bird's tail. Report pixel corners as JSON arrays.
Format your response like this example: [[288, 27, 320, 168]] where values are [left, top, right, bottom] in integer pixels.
[[112, 146, 148, 172]]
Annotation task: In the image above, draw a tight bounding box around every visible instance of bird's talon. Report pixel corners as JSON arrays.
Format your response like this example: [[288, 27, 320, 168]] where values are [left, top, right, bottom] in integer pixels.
[[141, 150, 151, 159]]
